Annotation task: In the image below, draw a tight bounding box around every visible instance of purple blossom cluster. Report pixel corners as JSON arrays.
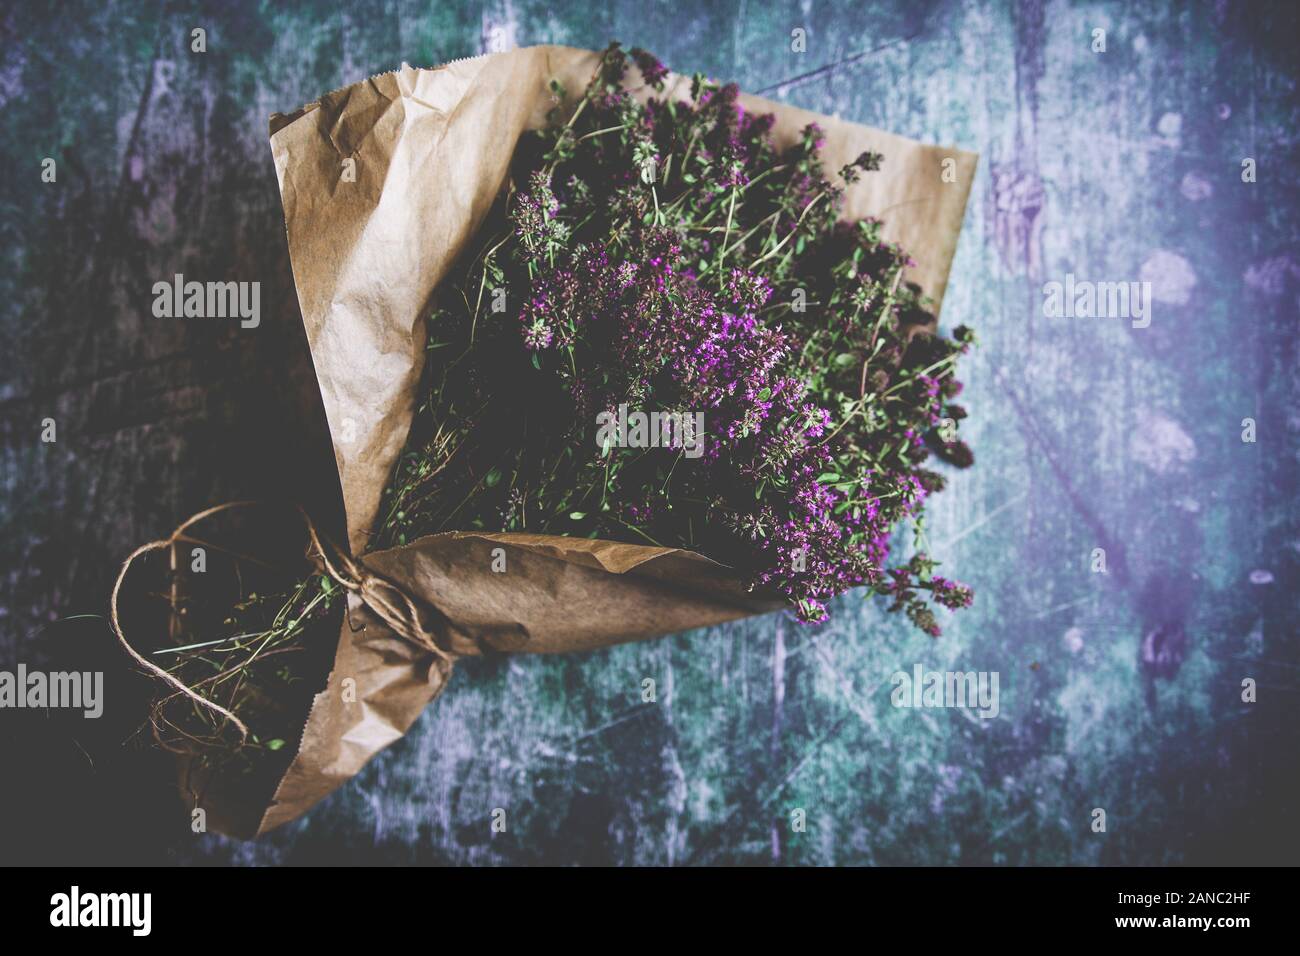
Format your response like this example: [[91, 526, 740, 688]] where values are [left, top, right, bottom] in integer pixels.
[[507, 172, 950, 622], [387, 42, 976, 632]]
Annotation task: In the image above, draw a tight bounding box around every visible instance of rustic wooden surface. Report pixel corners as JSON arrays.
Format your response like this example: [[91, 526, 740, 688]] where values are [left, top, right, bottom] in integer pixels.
[[1, 0, 1296, 865]]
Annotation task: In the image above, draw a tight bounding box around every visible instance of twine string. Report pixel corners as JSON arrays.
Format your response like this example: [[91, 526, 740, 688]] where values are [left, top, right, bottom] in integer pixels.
[[109, 501, 452, 748]]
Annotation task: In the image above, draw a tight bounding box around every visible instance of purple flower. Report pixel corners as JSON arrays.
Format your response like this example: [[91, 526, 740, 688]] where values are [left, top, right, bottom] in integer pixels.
[[629, 47, 669, 88], [523, 317, 553, 350]]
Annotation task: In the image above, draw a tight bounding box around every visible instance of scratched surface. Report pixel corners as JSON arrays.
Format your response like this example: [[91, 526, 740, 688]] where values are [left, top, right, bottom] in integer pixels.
[[1, 0, 1297, 865]]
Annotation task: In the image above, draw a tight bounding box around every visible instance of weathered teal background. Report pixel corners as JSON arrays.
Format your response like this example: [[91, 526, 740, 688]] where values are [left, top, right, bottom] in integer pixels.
[[1, 0, 1296, 865]]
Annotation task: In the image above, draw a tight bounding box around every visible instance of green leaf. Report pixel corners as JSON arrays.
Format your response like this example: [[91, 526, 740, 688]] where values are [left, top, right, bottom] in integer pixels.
[[816, 472, 842, 483], [266, 739, 286, 751], [569, 511, 586, 520], [484, 467, 502, 488], [834, 352, 858, 367]]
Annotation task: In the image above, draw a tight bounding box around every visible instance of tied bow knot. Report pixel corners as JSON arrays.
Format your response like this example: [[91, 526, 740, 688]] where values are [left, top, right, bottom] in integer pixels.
[[109, 501, 453, 747]]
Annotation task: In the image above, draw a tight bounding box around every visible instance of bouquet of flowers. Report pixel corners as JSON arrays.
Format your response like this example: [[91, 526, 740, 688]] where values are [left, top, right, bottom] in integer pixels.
[[111, 44, 977, 837]]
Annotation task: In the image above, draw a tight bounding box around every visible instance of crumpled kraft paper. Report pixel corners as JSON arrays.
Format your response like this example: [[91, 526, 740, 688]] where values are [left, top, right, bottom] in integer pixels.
[[241, 45, 976, 837]]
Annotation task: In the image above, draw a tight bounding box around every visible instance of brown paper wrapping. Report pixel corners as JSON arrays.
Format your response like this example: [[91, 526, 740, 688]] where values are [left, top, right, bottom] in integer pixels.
[[234, 45, 976, 837]]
